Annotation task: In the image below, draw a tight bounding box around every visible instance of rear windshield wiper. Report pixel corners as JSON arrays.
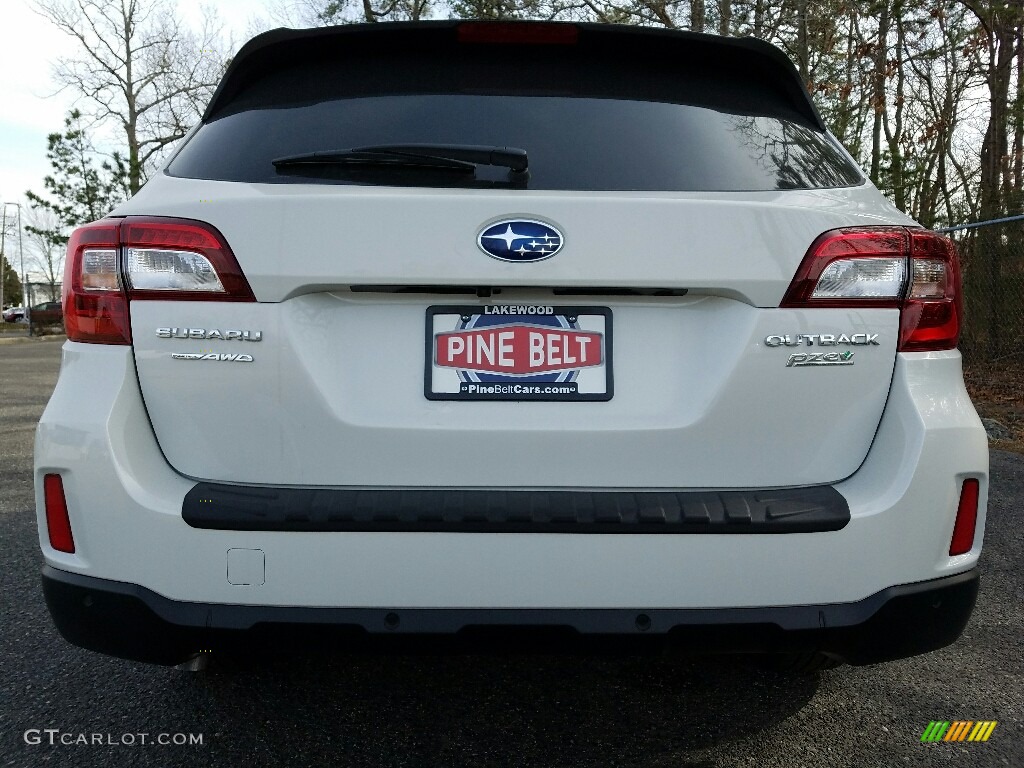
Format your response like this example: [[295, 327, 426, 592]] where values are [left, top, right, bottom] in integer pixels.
[[272, 144, 529, 174]]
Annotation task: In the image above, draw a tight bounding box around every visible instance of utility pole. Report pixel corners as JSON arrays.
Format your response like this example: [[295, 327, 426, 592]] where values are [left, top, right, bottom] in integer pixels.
[[16, 204, 25, 316], [1, 202, 26, 320], [1, 202, 27, 330], [1, 203, 6, 314]]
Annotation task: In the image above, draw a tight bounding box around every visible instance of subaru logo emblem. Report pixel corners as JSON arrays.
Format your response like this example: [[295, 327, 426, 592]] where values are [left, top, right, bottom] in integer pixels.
[[478, 219, 563, 263]]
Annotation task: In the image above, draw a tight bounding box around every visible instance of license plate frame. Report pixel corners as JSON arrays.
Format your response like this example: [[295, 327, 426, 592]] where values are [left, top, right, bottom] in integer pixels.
[[425, 305, 613, 401]]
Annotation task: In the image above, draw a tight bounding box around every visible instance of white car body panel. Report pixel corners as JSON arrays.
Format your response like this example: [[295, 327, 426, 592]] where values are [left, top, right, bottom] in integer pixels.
[[120, 180, 909, 488], [36, 344, 985, 609], [129, 297, 898, 488]]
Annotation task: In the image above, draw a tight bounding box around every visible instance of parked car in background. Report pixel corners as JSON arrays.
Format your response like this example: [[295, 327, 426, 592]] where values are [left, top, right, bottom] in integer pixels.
[[3, 302, 63, 325], [27, 301, 63, 327], [2, 306, 26, 322]]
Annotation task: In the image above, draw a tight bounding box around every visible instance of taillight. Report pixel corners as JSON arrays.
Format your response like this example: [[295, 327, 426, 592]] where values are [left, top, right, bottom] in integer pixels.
[[63, 217, 254, 344], [949, 478, 980, 556], [781, 227, 961, 352], [121, 218, 255, 301], [902, 231, 961, 351], [63, 221, 128, 344], [44, 474, 75, 554]]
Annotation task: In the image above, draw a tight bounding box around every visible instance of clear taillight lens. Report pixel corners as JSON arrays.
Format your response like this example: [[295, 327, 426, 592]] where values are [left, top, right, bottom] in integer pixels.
[[126, 248, 225, 291], [909, 259, 947, 299], [63, 217, 254, 344], [80, 249, 119, 291], [782, 226, 961, 352], [811, 257, 907, 299]]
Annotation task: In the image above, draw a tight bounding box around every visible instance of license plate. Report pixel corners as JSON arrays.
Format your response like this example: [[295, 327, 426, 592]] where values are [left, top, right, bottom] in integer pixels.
[[425, 305, 613, 401]]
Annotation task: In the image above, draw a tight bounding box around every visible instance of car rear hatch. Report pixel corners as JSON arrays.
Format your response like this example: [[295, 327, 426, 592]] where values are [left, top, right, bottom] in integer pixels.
[[89, 22, 955, 489]]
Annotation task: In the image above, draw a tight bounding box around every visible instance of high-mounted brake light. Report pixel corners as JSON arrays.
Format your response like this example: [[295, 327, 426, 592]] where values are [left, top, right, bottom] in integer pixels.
[[63, 217, 254, 345], [458, 22, 579, 45], [781, 227, 961, 352]]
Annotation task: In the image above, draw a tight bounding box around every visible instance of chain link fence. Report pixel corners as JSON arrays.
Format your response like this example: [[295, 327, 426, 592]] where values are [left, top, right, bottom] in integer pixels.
[[940, 216, 1024, 366], [940, 216, 1024, 449]]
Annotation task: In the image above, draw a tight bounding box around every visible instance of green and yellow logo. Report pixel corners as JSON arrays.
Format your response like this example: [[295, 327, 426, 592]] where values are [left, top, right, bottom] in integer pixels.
[[921, 721, 997, 743]]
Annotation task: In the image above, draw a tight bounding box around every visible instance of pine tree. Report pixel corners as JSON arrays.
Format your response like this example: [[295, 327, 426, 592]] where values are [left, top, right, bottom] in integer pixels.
[[25, 110, 129, 249], [1, 254, 22, 308]]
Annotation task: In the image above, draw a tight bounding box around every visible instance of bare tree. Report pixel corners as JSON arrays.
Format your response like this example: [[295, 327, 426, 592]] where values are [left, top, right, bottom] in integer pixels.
[[35, 0, 230, 195], [273, 0, 434, 23], [24, 209, 65, 302]]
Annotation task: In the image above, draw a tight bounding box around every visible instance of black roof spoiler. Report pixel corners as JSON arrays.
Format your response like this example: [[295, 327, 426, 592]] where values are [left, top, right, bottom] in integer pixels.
[[204, 21, 825, 132]]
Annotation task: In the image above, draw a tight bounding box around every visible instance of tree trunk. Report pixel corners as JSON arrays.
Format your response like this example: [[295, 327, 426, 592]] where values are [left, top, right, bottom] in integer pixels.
[[691, 0, 705, 32], [1013, 24, 1023, 204], [753, 0, 765, 37], [122, 1, 142, 195], [978, 18, 1016, 357], [795, 0, 810, 81], [869, 0, 890, 185], [887, 0, 906, 211]]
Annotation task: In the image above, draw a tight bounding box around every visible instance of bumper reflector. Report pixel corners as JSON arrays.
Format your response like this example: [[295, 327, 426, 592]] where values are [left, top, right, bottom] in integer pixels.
[[44, 474, 75, 554], [949, 479, 980, 556]]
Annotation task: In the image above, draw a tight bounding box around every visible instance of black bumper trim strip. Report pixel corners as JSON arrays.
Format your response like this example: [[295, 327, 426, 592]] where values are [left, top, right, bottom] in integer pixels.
[[181, 484, 850, 533]]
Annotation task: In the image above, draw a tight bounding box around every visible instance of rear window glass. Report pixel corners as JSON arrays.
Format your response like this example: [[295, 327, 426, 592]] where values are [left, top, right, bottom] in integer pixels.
[[168, 49, 862, 192]]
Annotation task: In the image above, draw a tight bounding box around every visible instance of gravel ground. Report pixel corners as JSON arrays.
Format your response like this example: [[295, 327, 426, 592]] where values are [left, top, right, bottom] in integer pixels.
[[0, 340, 1020, 768]]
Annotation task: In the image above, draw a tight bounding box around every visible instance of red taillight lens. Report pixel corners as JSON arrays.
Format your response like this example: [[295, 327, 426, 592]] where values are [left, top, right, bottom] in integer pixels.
[[782, 227, 961, 352], [458, 22, 579, 45], [62, 217, 254, 344], [949, 478, 980, 556], [43, 474, 75, 554], [64, 221, 130, 344], [901, 231, 961, 351]]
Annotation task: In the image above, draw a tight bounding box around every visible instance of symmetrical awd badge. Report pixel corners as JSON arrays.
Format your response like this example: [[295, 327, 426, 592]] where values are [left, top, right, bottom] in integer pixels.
[[478, 219, 563, 262]]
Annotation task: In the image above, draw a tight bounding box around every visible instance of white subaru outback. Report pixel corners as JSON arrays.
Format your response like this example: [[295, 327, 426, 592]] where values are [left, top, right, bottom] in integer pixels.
[[36, 21, 988, 667]]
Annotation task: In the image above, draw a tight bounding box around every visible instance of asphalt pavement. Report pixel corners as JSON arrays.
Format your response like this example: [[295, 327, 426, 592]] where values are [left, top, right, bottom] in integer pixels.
[[0, 340, 1020, 768]]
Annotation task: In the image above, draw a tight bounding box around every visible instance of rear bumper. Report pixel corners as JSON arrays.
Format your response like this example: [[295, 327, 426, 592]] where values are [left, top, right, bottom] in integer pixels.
[[36, 343, 988, 668], [42, 565, 979, 666]]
